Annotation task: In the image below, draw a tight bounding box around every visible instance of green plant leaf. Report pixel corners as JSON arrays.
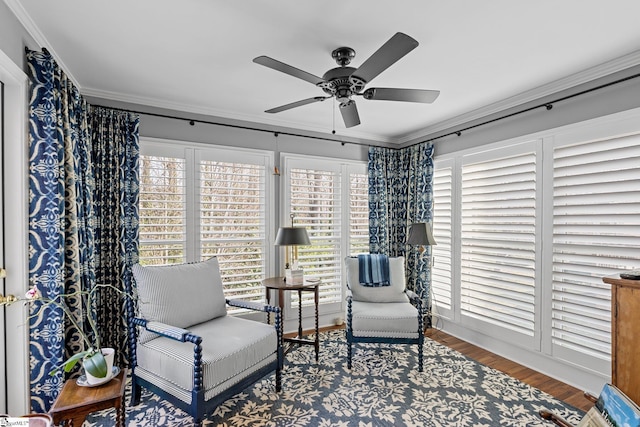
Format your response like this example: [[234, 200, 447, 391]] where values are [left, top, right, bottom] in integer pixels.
[[49, 350, 93, 376], [82, 351, 108, 378]]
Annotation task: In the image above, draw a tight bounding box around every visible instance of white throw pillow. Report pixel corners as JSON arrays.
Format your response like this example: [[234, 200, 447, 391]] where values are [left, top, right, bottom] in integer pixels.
[[132, 257, 227, 343], [345, 256, 409, 303]]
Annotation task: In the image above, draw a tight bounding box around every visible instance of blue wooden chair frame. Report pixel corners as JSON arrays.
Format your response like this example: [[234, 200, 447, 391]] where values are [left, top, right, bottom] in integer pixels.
[[345, 288, 424, 372], [125, 286, 283, 426]]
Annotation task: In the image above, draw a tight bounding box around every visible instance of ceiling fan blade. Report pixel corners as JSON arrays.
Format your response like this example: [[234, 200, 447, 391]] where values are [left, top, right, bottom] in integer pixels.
[[253, 56, 325, 85], [265, 96, 329, 114], [339, 100, 360, 128], [363, 88, 440, 103], [350, 32, 419, 84]]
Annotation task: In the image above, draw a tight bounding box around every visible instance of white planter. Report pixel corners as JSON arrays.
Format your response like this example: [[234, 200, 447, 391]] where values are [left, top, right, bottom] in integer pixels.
[[84, 347, 115, 385]]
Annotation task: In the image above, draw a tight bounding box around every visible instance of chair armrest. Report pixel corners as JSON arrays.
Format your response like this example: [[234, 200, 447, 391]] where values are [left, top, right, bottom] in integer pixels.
[[345, 288, 353, 301], [405, 289, 419, 301], [226, 298, 280, 315], [538, 409, 575, 427], [131, 317, 202, 344]]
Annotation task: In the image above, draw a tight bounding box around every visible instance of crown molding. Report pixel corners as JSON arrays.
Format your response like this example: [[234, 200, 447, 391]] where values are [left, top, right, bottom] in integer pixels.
[[399, 48, 640, 145], [5, 0, 82, 89]]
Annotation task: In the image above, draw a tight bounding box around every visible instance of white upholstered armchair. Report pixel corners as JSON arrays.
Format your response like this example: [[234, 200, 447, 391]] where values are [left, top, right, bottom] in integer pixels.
[[128, 257, 283, 426], [344, 255, 424, 371]]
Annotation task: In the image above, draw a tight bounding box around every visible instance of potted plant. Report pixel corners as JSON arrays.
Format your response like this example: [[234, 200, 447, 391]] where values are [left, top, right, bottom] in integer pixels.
[[3, 283, 130, 384]]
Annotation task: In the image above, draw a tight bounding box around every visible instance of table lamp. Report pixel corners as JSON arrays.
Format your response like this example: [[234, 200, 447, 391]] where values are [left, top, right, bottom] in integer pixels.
[[407, 222, 437, 266], [274, 215, 310, 284]]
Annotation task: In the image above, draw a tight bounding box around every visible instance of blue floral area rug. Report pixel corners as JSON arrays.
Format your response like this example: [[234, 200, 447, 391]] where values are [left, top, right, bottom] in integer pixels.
[[86, 330, 584, 426]]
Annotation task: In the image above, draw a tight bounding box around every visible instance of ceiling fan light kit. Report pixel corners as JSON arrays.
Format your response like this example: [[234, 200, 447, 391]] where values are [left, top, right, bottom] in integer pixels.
[[253, 32, 440, 128]]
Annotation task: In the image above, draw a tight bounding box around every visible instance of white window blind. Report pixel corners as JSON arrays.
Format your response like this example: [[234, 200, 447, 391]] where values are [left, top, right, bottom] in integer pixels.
[[199, 160, 266, 301], [349, 172, 370, 255], [139, 155, 186, 265], [552, 135, 640, 366], [139, 140, 272, 313], [432, 165, 453, 314], [290, 167, 342, 306], [460, 151, 537, 337]]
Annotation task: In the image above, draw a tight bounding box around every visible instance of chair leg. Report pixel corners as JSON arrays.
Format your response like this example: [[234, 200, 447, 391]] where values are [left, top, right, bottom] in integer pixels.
[[275, 366, 282, 392], [347, 342, 352, 369], [418, 342, 424, 372], [131, 376, 142, 405]]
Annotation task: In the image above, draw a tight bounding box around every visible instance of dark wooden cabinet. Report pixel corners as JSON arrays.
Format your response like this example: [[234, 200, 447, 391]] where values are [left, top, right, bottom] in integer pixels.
[[602, 274, 640, 405]]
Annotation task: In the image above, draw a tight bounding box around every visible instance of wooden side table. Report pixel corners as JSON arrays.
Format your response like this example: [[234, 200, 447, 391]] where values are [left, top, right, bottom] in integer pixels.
[[263, 277, 320, 361], [49, 368, 127, 427], [602, 274, 640, 406]]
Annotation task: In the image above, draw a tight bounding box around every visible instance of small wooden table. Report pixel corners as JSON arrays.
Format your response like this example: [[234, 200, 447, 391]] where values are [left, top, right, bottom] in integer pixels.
[[602, 274, 640, 406], [49, 368, 127, 427], [263, 277, 320, 361]]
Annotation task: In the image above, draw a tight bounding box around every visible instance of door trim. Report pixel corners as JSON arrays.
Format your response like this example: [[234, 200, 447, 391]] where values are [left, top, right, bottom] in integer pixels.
[[0, 48, 30, 415]]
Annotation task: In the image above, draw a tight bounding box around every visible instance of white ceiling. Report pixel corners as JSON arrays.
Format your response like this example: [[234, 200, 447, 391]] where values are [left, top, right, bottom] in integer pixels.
[[8, 0, 640, 144]]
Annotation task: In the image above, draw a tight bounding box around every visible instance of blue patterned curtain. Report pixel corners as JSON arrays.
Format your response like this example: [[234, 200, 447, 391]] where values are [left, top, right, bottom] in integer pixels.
[[27, 49, 140, 412], [89, 106, 140, 369], [27, 48, 96, 412], [368, 143, 435, 300]]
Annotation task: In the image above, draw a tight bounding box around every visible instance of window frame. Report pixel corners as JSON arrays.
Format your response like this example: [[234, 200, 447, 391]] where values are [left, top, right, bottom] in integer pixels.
[[280, 153, 368, 320], [432, 107, 640, 390], [138, 137, 276, 310]]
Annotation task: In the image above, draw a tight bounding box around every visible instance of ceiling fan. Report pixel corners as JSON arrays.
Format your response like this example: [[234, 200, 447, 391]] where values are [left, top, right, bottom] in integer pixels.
[[253, 32, 440, 128]]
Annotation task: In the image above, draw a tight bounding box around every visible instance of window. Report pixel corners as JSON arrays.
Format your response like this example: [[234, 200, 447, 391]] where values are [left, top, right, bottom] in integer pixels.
[[198, 157, 266, 301], [282, 155, 368, 316], [460, 148, 538, 344], [139, 153, 186, 264], [349, 172, 370, 255], [139, 139, 272, 307], [432, 163, 454, 318], [551, 134, 640, 371], [432, 114, 640, 385]]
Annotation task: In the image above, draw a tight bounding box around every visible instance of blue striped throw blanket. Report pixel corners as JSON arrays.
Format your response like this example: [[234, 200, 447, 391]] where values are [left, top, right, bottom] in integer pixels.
[[357, 254, 390, 287]]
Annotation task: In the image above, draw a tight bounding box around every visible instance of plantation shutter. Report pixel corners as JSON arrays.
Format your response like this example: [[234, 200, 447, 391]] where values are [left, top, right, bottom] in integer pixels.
[[432, 164, 453, 315], [139, 154, 187, 265], [551, 134, 640, 368], [460, 150, 537, 339], [349, 172, 370, 255], [199, 160, 267, 301], [290, 167, 342, 306]]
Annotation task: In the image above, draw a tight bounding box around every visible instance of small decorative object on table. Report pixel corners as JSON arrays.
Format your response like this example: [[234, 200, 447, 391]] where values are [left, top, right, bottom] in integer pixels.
[[619, 268, 640, 280], [285, 264, 304, 285]]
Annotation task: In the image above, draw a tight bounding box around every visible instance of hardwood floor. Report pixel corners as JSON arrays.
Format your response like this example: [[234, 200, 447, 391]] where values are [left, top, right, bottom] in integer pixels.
[[294, 325, 593, 412], [425, 328, 593, 412]]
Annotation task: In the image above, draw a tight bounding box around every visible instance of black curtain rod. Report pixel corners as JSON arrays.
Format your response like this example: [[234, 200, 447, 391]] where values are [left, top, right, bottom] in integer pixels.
[[91, 104, 380, 149], [98, 69, 640, 151], [413, 70, 640, 146]]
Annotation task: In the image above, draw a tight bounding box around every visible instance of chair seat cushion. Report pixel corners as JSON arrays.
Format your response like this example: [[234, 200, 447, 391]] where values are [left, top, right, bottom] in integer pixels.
[[132, 257, 227, 343], [345, 256, 409, 303], [136, 315, 277, 396], [349, 301, 419, 337]]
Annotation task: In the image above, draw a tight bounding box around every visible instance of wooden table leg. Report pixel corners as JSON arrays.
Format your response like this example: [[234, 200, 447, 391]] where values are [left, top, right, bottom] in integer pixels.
[[297, 289, 303, 340], [314, 285, 319, 361], [266, 286, 271, 324], [116, 395, 124, 427]]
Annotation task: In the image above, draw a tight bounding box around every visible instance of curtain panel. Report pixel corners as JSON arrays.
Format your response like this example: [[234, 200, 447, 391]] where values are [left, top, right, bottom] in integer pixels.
[[27, 48, 96, 412], [27, 49, 140, 412], [89, 106, 140, 369], [368, 143, 434, 300]]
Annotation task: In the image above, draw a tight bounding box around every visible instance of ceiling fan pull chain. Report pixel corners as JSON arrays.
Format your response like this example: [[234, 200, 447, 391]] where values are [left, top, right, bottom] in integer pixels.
[[332, 98, 336, 135]]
